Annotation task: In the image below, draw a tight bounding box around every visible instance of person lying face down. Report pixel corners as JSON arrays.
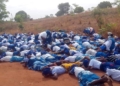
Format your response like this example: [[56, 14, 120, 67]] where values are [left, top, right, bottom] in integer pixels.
[[96, 55, 120, 66], [83, 58, 120, 72], [85, 48, 110, 57], [69, 65, 113, 86], [104, 68, 120, 82], [47, 44, 71, 55], [63, 56, 82, 63], [60, 51, 85, 63], [42, 65, 66, 80], [0, 50, 23, 62], [41, 61, 82, 80]]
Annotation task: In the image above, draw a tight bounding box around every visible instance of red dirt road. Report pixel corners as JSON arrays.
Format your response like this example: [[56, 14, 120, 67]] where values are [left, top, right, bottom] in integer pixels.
[[0, 63, 119, 86]]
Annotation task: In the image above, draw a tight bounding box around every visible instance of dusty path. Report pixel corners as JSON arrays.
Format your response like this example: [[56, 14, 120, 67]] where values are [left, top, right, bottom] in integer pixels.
[[0, 63, 119, 86]]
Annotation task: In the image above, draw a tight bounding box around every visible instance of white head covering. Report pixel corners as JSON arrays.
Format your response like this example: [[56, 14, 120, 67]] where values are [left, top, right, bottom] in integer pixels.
[[107, 32, 112, 35]]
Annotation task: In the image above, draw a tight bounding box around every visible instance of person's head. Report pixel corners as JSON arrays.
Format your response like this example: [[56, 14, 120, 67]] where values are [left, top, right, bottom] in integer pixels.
[[107, 32, 114, 38], [56, 61, 62, 66], [99, 45, 106, 51], [89, 36, 94, 41], [110, 34, 114, 37], [107, 32, 112, 35], [83, 59, 90, 68], [114, 35, 118, 40], [42, 68, 52, 77]]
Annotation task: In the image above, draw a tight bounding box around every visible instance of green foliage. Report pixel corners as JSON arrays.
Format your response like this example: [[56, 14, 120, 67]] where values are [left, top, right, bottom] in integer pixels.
[[15, 14, 23, 23], [58, 2, 70, 13], [92, 6, 117, 35], [113, 0, 120, 5], [98, 1, 112, 9], [92, 8, 102, 16], [92, 8, 108, 17], [97, 17, 104, 28], [0, 27, 5, 32], [105, 23, 117, 30], [44, 14, 54, 18], [56, 2, 70, 16], [92, 7, 116, 33], [92, 8, 107, 28], [45, 15, 50, 18], [99, 23, 117, 34], [56, 10, 64, 16], [99, 27, 107, 34], [74, 6, 84, 13], [14, 11, 28, 31], [0, 0, 9, 22], [14, 11, 30, 22], [18, 23, 24, 31], [117, 4, 120, 13]]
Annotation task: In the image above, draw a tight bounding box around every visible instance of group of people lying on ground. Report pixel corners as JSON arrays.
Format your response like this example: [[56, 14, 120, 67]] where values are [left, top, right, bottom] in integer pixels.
[[0, 27, 120, 86]]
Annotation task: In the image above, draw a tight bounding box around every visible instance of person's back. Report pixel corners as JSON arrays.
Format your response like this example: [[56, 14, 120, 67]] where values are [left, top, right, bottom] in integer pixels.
[[51, 66, 66, 75], [69, 65, 112, 86], [86, 49, 97, 56], [106, 68, 120, 81], [0, 56, 12, 62], [62, 62, 82, 71], [104, 36, 115, 52], [82, 42, 92, 48], [89, 59, 102, 69], [38, 31, 47, 40], [64, 56, 77, 62], [74, 67, 84, 77]]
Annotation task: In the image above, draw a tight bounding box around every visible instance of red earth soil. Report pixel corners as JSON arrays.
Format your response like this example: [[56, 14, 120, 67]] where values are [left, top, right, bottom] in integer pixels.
[[0, 62, 119, 86]]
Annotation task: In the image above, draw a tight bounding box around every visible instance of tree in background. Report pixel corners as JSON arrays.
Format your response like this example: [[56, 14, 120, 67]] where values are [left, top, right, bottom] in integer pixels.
[[15, 14, 24, 30], [44, 14, 54, 18], [15, 14, 23, 23], [50, 14, 54, 17], [112, 0, 120, 13], [112, 0, 120, 6], [0, 0, 9, 22], [14, 11, 30, 22], [98, 1, 112, 9], [56, 2, 70, 16], [74, 6, 84, 13], [72, 4, 84, 13], [56, 10, 64, 16], [45, 15, 50, 18], [14, 11, 30, 31]]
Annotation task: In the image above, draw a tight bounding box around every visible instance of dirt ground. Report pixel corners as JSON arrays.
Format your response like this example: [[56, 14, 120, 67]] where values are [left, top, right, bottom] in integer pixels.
[[0, 63, 119, 86]]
